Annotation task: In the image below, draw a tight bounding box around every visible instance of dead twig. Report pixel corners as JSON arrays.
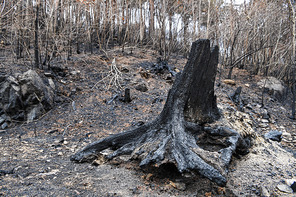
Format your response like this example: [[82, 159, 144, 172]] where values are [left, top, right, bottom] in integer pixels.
[[92, 58, 123, 90]]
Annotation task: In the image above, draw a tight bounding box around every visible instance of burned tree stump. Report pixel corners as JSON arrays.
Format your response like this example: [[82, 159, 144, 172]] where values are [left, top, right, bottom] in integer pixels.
[[122, 88, 132, 103], [230, 86, 243, 111], [71, 40, 249, 186]]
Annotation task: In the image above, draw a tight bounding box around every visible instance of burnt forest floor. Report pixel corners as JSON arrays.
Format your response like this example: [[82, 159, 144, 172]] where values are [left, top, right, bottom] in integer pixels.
[[0, 47, 296, 196]]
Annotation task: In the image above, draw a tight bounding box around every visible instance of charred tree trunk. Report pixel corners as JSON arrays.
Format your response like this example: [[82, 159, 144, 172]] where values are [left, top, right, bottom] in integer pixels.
[[71, 40, 249, 186]]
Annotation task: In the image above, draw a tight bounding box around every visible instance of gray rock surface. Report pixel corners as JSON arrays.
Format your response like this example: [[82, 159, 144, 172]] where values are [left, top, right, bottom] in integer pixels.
[[264, 130, 282, 142], [257, 77, 286, 101], [276, 184, 293, 193], [0, 70, 55, 128]]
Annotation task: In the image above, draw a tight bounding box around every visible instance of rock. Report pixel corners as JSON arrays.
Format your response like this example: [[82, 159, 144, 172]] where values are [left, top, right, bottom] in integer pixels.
[[152, 58, 169, 74], [282, 132, 292, 139], [264, 130, 282, 142], [145, 173, 153, 181], [257, 77, 286, 101], [246, 104, 253, 110], [0, 75, 22, 114], [44, 72, 53, 77], [135, 83, 148, 92], [47, 129, 58, 134], [70, 70, 80, 76], [69, 70, 81, 80], [1, 122, 8, 129], [277, 184, 293, 193], [27, 104, 44, 123], [48, 78, 55, 90], [260, 109, 270, 119], [285, 179, 296, 186], [169, 181, 186, 191], [260, 186, 270, 197], [131, 186, 141, 195], [217, 187, 226, 195], [291, 181, 296, 192], [19, 70, 54, 110], [259, 123, 269, 128], [223, 79, 236, 85], [0, 114, 6, 125], [285, 179, 296, 192], [0, 70, 55, 128]]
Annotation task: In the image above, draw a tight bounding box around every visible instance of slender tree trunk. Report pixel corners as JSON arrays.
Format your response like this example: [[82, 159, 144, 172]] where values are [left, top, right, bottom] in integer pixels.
[[87, 6, 93, 54], [16, 2, 23, 59], [149, 0, 155, 43], [183, 15, 189, 55], [67, 0, 72, 60], [77, 4, 81, 54], [206, 0, 211, 39], [198, 0, 202, 37], [56, 0, 61, 34], [192, 1, 197, 40], [34, 0, 40, 68], [168, 5, 173, 58], [139, 0, 144, 45]]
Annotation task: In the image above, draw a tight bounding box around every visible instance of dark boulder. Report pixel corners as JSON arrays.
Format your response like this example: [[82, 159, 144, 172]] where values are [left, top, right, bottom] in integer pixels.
[[0, 70, 55, 128]]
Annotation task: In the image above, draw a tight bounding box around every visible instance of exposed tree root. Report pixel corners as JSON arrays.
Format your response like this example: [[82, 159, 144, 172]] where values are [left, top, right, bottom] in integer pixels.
[[71, 119, 248, 186]]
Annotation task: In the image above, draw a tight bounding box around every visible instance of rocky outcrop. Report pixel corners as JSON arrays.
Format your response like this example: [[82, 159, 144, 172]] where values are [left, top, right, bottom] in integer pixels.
[[257, 77, 286, 101], [0, 70, 55, 129]]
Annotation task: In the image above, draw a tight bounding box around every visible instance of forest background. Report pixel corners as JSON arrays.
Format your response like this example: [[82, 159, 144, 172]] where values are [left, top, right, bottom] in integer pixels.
[[0, 0, 296, 107]]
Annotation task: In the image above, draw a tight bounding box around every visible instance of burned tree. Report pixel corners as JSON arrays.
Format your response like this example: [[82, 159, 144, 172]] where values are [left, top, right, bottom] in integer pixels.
[[71, 39, 249, 186]]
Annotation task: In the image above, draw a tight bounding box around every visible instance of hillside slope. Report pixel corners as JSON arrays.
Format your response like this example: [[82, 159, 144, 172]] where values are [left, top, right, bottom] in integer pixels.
[[0, 48, 295, 196]]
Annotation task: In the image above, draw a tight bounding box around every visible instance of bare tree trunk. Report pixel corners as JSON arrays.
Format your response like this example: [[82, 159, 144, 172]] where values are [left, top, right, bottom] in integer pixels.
[[67, 0, 72, 60], [183, 15, 189, 55], [139, 0, 144, 45], [121, 0, 129, 52], [76, 2, 81, 54], [87, 6, 93, 54], [71, 40, 249, 187], [34, 0, 40, 68], [198, 0, 202, 37], [168, 3, 173, 58], [206, 0, 211, 39], [149, 0, 155, 43], [192, 0, 197, 40], [16, 2, 24, 59], [56, 0, 62, 34]]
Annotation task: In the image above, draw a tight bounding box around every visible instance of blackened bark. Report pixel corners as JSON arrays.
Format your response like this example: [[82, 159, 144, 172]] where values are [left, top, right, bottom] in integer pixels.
[[123, 88, 131, 103], [183, 41, 220, 123], [71, 40, 249, 186]]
